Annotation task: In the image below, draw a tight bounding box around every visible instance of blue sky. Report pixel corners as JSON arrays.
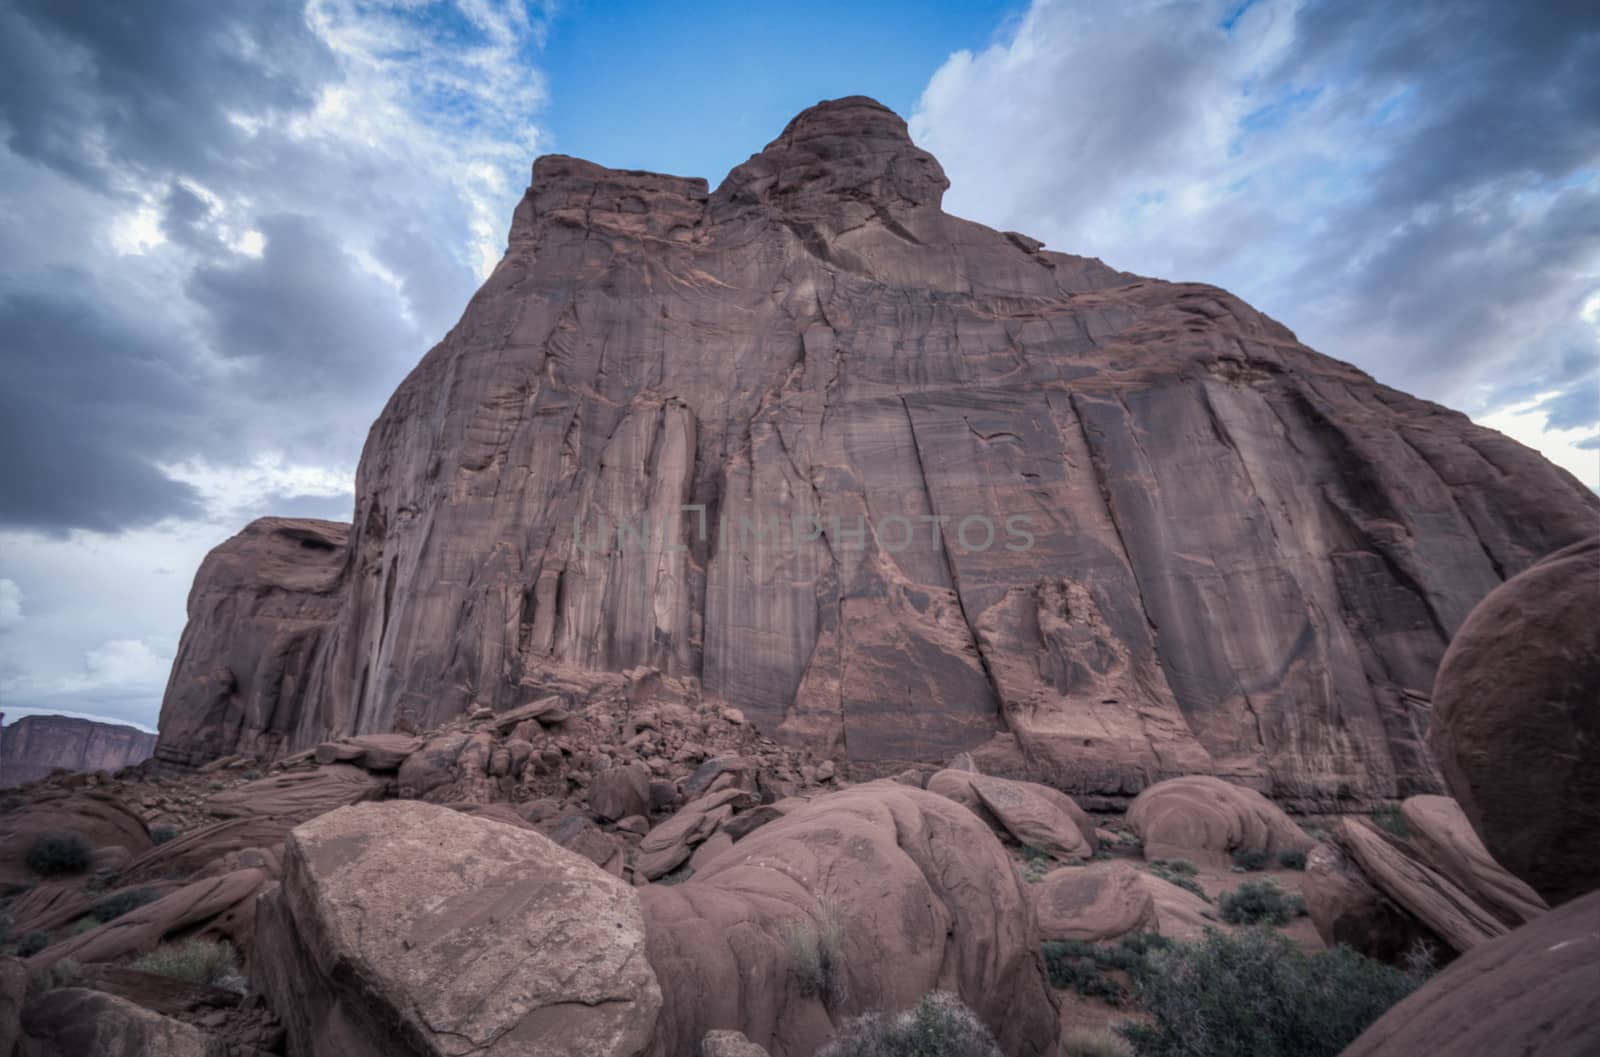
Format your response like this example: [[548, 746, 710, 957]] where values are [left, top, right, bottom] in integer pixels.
[[0, 0, 1596, 731]]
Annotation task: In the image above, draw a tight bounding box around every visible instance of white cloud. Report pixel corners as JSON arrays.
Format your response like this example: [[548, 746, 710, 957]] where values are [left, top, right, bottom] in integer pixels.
[[0, 579, 21, 628], [911, 0, 1600, 474]]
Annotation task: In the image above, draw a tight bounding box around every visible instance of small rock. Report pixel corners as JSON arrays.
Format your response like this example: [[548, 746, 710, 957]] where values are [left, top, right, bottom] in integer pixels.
[[815, 760, 836, 782]]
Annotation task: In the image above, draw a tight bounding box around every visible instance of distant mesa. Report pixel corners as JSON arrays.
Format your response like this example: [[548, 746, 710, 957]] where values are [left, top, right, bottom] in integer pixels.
[[0, 713, 157, 788]]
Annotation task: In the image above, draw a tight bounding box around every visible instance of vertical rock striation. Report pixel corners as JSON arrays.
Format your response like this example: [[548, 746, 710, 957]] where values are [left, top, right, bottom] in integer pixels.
[[156, 97, 1599, 806]]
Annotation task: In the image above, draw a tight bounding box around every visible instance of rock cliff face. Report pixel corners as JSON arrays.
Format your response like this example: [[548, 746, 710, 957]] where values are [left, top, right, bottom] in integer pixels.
[[155, 518, 348, 765], [0, 715, 157, 788], [155, 96, 1599, 806]]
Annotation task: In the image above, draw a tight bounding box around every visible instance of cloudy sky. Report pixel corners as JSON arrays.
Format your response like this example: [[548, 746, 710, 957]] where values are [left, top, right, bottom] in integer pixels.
[[1, 0, 1596, 732]]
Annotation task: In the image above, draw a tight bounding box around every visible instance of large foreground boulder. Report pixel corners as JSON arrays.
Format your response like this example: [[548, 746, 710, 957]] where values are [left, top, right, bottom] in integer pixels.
[[1340, 888, 1600, 1057], [255, 800, 661, 1057], [1127, 775, 1312, 867], [1429, 536, 1600, 906], [639, 782, 1058, 1057]]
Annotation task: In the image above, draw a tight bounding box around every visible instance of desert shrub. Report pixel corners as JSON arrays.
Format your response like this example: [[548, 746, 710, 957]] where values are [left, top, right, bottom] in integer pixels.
[[1370, 805, 1409, 837], [1277, 848, 1308, 870], [785, 897, 848, 1004], [1231, 848, 1269, 872], [131, 938, 246, 992], [91, 887, 159, 922], [1148, 858, 1195, 876], [150, 824, 181, 845], [816, 991, 1001, 1057], [32, 958, 78, 992], [1019, 845, 1052, 883], [1117, 928, 1428, 1057], [1062, 1028, 1134, 1057], [70, 916, 99, 935], [25, 832, 92, 877], [16, 930, 50, 956], [1148, 859, 1209, 903], [1, 795, 24, 813], [1219, 879, 1304, 926], [1044, 933, 1176, 1006]]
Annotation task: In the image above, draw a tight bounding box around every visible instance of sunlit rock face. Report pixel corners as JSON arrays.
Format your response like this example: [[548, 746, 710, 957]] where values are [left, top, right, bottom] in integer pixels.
[[156, 96, 1599, 807]]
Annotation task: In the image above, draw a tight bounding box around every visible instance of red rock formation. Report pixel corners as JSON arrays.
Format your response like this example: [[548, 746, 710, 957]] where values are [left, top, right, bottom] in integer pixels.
[[155, 517, 348, 766], [156, 97, 1599, 807], [0, 715, 156, 788]]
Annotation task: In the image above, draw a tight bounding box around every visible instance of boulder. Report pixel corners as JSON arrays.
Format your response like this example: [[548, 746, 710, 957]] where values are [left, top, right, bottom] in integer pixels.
[[635, 789, 749, 881], [639, 782, 1058, 1057], [312, 734, 421, 771], [1033, 863, 1158, 942], [1303, 840, 1439, 965], [395, 732, 470, 800], [205, 764, 386, 821], [255, 800, 660, 1057], [1341, 888, 1600, 1057], [1126, 775, 1312, 867], [926, 770, 1095, 861], [1305, 818, 1506, 962], [591, 764, 651, 822], [1429, 536, 1600, 906], [701, 1031, 771, 1057], [18, 987, 214, 1057], [1400, 795, 1546, 928], [1136, 872, 1219, 941]]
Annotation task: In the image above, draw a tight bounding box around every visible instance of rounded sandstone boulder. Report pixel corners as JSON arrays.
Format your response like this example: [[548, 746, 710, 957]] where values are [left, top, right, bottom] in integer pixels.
[[255, 799, 661, 1057], [1429, 536, 1600, 906], [1126, 775, 1312, 867], [1033, 862, 1158, 942]]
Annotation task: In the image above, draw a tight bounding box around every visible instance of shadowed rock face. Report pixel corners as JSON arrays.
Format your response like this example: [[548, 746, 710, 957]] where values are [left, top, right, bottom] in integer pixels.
[[0, 715, 156, 788], [155, 96, 1598, 806]]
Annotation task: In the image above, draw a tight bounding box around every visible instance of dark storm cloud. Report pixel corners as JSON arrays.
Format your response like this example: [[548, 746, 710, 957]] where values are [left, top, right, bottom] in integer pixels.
[[0, 286, 206, 533], [187, 213, 418, 404], [0, 0, 336, 190], [0, 0, 506, 535]]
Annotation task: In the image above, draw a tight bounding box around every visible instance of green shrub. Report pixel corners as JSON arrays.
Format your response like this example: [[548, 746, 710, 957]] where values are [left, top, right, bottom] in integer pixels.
[[1, 796, 24, 814], [1117, 928, 1428, 1057], [1148, 860, 1209, 903], [1219, 879, 1304, 926], [816, 991, 1001, 1057], [25, 832, 92, 877], [32, 957, 78, 992], [1232, 848, 1269, 871], [1278, 848, 1308, 870], [150, 825, 181, 845], [1018, 845, 1054, 883], [1370, 805, 1409, 837], [785, 897, 848, 1004], [16, 930, 50, 956], [91, 887, 159, 922], [1044, 933, 1176, 1006], [1148, 858, 1196, 876], [70, 916, 99, 935], [131, 938, 246, 992]]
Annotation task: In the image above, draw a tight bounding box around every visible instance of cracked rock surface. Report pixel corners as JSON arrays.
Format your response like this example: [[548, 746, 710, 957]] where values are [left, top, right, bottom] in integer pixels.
[[155, 95, 1599, 809]]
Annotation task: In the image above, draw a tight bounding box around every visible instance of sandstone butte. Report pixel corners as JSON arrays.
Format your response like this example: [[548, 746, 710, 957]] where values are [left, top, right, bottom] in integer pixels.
[[155, 95, 1599, 810], [0, 716, 157, 790]]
